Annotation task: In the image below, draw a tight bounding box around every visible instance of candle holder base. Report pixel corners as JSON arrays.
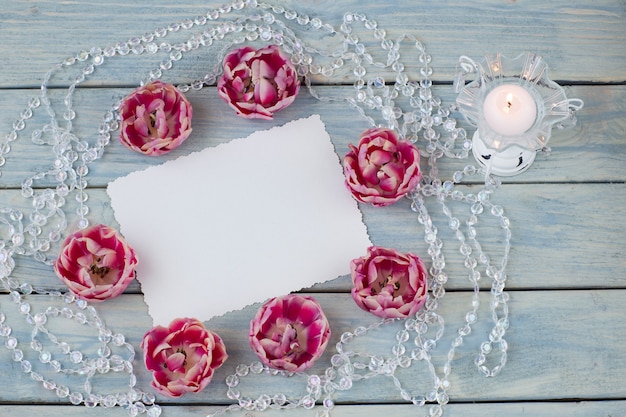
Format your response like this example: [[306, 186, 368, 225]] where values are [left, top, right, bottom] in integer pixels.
[[471, 131, 536, 177]]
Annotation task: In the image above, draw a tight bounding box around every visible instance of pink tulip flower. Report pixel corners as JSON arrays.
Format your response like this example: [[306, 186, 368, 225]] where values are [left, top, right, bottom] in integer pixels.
[[344, 127, 421, 206], [141, 318, 228, 398], [53, 224, 138, 302], [119, 80, 193, 155], [218, 45, 300, 119], [351, 246, 428, 319], [249, 294, 331, 372]]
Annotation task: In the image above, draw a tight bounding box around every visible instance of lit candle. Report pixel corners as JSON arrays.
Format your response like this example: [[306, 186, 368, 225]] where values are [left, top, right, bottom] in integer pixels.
[[482, 84, 537, 136]]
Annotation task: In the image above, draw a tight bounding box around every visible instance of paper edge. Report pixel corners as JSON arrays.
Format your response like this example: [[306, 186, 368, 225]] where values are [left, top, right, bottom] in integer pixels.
[[106, 114, 372, 325]]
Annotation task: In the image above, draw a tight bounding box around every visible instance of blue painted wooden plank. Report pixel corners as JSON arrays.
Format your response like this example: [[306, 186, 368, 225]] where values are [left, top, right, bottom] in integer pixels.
[[3, 181, 624, 292], [0, 0, 624, 88], [0, 291, 624, 404], [0, 84, 620, 188], [0, 1, 622, 416], [0, 401, 625, 417]]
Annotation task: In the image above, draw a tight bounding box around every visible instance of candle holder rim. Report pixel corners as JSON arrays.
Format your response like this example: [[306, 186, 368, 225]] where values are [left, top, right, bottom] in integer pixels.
[[455, 51, 576, 153]]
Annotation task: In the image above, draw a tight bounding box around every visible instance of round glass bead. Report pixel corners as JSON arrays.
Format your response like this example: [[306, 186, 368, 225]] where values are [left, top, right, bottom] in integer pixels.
[[411, 395, 426, 406], [39, 351, 52, 363], [250, 362, 264, 374], [392, 344, 406, 356], [49, 360, 61, 372], [135, 402, 147, 413], [340, 332, 353, 343], [225, 375, 239, 387], [396, 330, 410, 343], [256, 394, 271, 410], [227, 392, 248, 408], [237, 397, 253, 411], [21, 360, 32, 373], [465, 312, 478, 324], [56, 385, 70, 398], [19, 303, 30, 315], [308, 374, 321, 387], [69, 351, 83, 363], [99, 394, 116, 408], [5, 337, 17, 349], [12, 349, 24, 361], [330, 354, 344, 367], [147, 405, 162, 417], [68, 392, 83, 405], [353, 66, 366, 77], [270, 392, 285, 406], [398, 355, 412, 368], [337, 377, 352, 390], [142, 392, 156, 405], [33, 313, 47, 325], [43, 380, 56, 390], [353, 326, 367, 336]]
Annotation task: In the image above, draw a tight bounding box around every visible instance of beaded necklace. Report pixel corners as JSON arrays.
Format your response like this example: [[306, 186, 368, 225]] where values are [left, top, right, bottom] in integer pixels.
[[0, 1, 522, 417]]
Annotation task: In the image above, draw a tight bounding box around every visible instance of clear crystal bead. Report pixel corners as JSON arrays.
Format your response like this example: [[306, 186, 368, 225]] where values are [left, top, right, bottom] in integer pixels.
[[20, 360, 32, 373], [49, 360, 61, 372], [69, 391, 83, 405], [227, 388, 240, 400], [301, 395, 315, 409], [33, 313, 47, 325], [55, 385, 70, 398], [42, 380, 56, 390], [109, 333, 125, 346], [12, 349, 24, 361], [234, 364, 249, 376], [225, 374, 239, 387], [39, 351, 52, 363], [18, 303, 30, 315], [0, 324, 11, 337], [5, 337, 17, 349], [142, 392, 155, 405], [69, 351, 83, 363], [147, 405, 162, 417], [250, 362, 264, 374]]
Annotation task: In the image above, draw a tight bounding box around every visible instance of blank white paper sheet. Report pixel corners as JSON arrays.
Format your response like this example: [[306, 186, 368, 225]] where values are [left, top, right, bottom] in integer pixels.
[[107, 115, 372, 325]]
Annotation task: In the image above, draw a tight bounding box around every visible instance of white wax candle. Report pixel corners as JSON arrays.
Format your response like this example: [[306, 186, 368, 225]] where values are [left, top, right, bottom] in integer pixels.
[[482, 84, 537, 136]]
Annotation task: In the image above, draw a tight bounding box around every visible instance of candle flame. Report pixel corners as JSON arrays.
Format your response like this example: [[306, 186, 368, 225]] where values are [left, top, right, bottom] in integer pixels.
[[505, 93, 513, 109], [501, 92, 514, 113]]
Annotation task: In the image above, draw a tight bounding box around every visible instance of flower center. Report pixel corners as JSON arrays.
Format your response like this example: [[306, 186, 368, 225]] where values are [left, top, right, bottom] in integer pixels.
[[163, 348, 188, 374], [88, 257, 112, 285], [149, 111, 157, 127], [147, 110, 160, 136], [280, 323, 303, 357], [243, 78, 255, 94], [371, 274, 402, 296]]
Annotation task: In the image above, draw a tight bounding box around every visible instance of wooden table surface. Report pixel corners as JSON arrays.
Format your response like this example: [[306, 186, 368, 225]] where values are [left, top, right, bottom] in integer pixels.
[[0, 1, 625, 416]]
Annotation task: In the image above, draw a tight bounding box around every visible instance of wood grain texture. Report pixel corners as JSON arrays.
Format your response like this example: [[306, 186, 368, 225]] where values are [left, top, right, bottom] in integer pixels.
[[1, 402, 625, 417], [0, 84, 623, 188], [0, 291, 624, 405], [0, 0, 624, 88], [3, 181, 625, 292], [0, 0, 624, 415]]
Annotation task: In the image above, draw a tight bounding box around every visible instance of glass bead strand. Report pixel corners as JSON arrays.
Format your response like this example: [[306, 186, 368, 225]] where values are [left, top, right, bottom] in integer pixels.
[[0, 2, 514, 417]]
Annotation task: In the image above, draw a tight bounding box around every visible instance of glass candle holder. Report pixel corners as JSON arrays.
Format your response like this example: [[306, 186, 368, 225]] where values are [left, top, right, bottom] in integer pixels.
[[455, 52, 584, 176]]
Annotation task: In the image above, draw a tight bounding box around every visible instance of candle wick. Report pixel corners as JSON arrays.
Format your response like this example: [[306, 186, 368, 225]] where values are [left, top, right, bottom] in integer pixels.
[[505, 92, 514, 109]]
